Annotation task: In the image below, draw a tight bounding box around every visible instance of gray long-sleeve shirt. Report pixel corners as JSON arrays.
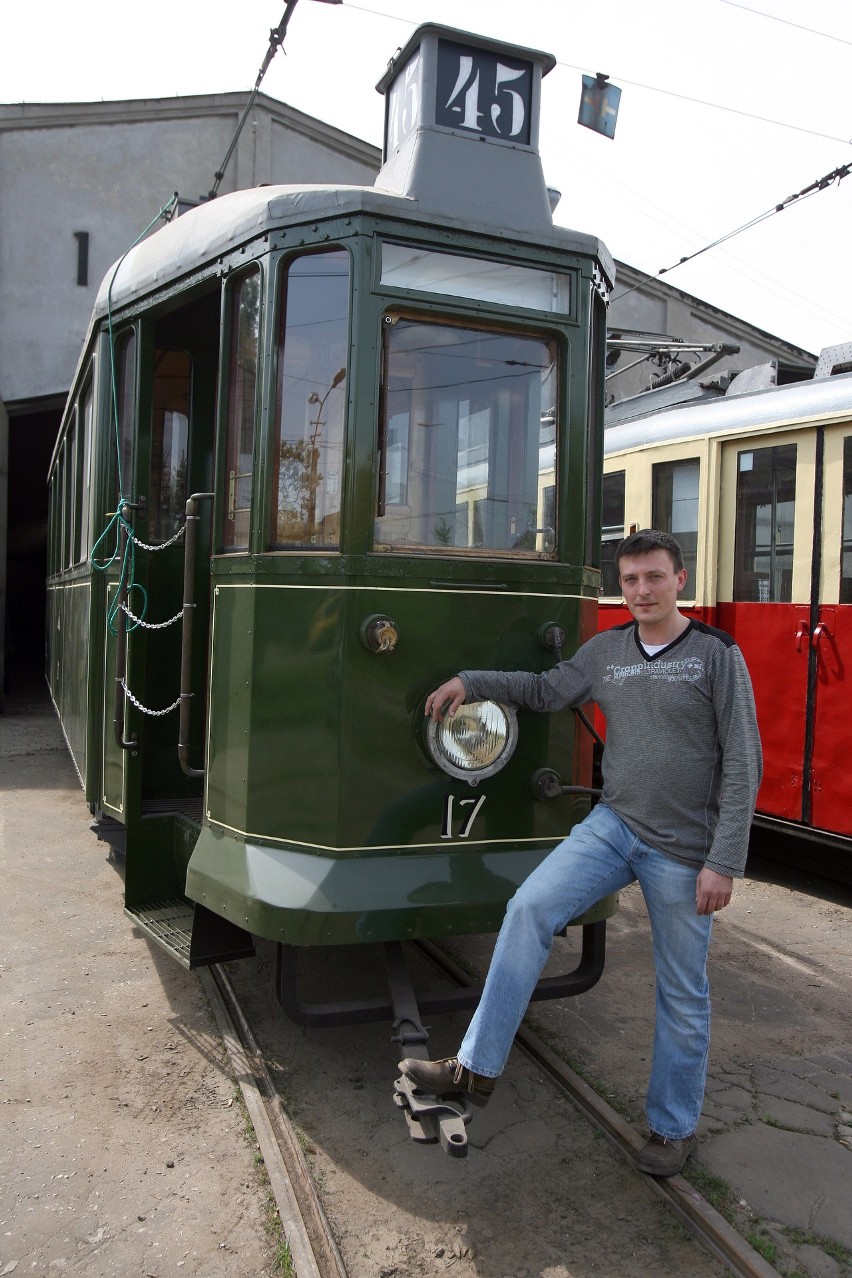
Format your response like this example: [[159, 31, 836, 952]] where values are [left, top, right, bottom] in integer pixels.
[[460, 618, 762, 878]]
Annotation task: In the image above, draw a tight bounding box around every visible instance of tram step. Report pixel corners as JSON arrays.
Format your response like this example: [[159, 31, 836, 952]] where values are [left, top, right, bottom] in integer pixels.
[[125, 897, 194, 967], [125, 898, 256, 971]]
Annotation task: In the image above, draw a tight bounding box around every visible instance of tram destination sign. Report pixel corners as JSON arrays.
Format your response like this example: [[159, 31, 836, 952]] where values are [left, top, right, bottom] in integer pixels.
[[434, 39, 533, 146], [383, 30, 540, 158]]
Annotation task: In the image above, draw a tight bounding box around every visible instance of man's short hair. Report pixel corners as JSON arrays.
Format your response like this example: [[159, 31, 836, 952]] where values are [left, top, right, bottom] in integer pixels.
[[614, 529, 684, 573]]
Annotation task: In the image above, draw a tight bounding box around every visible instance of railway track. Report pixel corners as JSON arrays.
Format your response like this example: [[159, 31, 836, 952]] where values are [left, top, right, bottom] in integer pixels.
[[202, 944, 783, 1278]]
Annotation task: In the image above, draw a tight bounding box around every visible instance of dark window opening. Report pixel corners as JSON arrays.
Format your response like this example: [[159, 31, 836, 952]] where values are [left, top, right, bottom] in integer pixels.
[[74, 231, 89, 287]]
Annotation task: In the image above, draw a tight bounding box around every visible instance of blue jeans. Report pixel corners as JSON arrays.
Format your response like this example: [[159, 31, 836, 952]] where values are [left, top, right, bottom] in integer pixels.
[[458, 804, 713, 1140]]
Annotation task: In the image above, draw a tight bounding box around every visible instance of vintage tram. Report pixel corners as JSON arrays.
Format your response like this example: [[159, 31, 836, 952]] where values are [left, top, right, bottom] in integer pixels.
[[599, 345, 852, 863], [46, 24, 617, 1105]]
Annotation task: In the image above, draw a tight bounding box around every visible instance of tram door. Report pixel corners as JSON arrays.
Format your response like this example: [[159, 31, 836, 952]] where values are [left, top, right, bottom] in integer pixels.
[[102, 290, 219, 817], [717, 422, 852, 836]]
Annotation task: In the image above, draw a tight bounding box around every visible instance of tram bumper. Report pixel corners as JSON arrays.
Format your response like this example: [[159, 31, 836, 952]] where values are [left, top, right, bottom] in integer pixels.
[[185, 824, 616, 947]]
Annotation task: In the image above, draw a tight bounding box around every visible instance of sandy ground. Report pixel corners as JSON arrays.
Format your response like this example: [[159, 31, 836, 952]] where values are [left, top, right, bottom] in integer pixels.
[[1, 694, 279, 1278]]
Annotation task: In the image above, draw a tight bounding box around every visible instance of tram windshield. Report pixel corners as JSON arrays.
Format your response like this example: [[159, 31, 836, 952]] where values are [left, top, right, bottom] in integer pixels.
[[375, 317, 558, 557]]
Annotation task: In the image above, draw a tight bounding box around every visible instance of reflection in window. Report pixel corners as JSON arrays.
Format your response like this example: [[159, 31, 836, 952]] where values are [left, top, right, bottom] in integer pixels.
[[150, 349, 191, 542], [733, 444, 796, 602], [600, 470, 625, 595], [223, 269, 260, 551], [653, 458, 699, 594], [375, 318, 558, 557], [841, 436, 852, 603], [270, 252, 349, 548]]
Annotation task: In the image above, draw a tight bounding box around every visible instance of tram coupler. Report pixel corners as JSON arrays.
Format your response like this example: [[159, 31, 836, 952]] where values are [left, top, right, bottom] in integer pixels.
[[385, 941, 471, 1158]]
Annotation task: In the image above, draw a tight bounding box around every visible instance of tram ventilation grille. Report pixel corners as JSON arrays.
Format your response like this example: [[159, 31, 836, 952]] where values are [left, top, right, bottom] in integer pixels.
[[125, 898, 193, 965]]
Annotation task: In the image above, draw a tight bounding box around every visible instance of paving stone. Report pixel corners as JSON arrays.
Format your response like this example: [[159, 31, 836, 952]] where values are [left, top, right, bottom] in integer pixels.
[[699, 1125, 852, 1250], [795, 1243, 845, 1278], [757, 1097, 836, 1137], [707, 1084, 753, 1113], [753, 1072, 838, 1114]]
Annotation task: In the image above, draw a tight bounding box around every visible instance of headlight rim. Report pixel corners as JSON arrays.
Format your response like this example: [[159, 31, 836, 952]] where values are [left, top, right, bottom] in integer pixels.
[[424, 699, 519, 783]]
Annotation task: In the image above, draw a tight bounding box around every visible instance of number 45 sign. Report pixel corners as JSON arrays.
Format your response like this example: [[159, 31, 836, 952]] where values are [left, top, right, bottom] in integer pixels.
[[436, 40, 533, 146]]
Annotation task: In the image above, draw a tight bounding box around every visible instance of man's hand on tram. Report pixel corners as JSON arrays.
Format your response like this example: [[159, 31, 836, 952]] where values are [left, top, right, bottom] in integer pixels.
[[696, 867, 733, 915], [425, 677, 466, 722]]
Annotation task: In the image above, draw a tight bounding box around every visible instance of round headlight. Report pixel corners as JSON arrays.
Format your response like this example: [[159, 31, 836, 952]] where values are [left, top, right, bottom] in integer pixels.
[[425, 700, 518, 783]]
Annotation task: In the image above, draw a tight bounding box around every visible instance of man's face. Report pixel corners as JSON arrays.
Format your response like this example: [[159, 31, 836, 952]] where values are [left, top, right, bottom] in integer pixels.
[[618, 549, 687, 627]]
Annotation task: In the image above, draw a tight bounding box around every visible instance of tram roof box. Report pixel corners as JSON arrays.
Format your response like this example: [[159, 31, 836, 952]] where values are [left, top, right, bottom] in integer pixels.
[[374, 25, 560, 239]]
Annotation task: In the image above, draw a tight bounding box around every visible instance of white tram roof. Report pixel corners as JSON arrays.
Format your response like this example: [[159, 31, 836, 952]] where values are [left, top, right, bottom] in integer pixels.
[[95, 183, 612, 319], [604, 365, 852, 457]]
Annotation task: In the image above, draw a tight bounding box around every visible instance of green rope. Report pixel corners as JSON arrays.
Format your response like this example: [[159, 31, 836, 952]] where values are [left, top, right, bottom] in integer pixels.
[[90, 193, 179, 636]]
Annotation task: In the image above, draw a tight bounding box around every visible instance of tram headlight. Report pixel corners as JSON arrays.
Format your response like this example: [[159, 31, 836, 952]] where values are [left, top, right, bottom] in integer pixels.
[[425, 701, 518, 784]]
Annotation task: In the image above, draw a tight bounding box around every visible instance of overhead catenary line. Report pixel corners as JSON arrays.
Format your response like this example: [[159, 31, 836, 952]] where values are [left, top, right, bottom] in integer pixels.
[[344, 2, 850, 145], [208, 0, 302, 200], [714, 0, 852, 49], [611, 162, 852, 303]]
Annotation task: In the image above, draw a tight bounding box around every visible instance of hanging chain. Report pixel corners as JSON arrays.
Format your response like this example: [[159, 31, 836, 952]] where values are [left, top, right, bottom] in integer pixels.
[[131, 524, 187, 552], [120, 679, 187, 717], [120, 602, 189, 631]]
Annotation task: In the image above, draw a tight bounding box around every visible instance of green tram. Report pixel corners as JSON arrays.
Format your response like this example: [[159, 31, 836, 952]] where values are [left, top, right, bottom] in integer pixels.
[[47, 25, 616, 1106]]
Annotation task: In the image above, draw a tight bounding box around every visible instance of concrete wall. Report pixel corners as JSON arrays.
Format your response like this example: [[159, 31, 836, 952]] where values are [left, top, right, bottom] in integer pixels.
[[0, 396, 7, 705], [0, 93, 381, 406], [606, 261, 815, 405]]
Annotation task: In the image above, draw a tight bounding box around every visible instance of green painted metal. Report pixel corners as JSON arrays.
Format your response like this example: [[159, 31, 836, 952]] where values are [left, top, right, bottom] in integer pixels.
[[47, 191, 615, 960]]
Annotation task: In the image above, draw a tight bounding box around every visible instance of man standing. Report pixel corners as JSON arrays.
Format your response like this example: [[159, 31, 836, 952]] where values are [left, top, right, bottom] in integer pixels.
[[400, 529, 762, 1176]]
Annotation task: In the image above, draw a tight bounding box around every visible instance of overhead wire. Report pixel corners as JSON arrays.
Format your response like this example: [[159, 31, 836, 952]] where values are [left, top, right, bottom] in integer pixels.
[[712, 0, 852, 48], [610, 162, 852, 302]]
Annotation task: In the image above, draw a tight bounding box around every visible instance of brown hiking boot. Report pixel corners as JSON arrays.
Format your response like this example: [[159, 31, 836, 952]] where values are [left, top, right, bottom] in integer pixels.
[[397, 1056, 496, 1108], [635, 1132, 697, 1177]]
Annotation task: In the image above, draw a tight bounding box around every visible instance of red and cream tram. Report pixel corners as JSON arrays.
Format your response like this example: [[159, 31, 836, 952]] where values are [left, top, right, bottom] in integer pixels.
[[600, 345, 852, 853]]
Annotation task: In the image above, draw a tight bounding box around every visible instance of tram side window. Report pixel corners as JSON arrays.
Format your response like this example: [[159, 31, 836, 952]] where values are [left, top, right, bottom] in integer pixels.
[[600, 471, 625, 595], [652, 458, 699, 594], [223, 269, 261, 552], [270, 251, 349, 549], [77, 379, 94, 564], [733, 444, 796, 602], [66, 417, 79, 569], [375, 318, 558, 557], [841, 436, 852, 604], [149, 349, 191, 541], [113, 330, 136, 508]]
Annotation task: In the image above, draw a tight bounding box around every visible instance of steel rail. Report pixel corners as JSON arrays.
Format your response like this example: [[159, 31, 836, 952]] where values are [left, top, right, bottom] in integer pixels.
[[200, 966, 348, 1278], [416, 939, 781, 1278]]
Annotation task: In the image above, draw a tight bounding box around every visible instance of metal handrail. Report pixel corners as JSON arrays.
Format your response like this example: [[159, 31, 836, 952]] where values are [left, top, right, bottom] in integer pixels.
[[178, 493, 214, 777]]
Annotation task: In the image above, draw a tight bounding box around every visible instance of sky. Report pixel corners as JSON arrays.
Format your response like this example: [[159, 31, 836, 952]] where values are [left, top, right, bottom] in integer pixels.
[[4, 0, 852, 356]]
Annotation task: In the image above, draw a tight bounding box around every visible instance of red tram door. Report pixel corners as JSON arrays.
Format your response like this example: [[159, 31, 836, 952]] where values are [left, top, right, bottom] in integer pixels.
[[717, 426, 852, 838]]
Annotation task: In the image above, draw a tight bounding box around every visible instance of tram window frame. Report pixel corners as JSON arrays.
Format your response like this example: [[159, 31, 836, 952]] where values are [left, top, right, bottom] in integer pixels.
[[652, 457, 699, 597], [733, 443, 797, 603], [222, 267, 262, 554], [268, 248, 351, 551], [374, 313, 560, 559], [77, 375, 94, 565], [841, 435, 852, 604], [110, 329, 137, 510], [600, 470, 625, 596], [379, 241, 576, 317]]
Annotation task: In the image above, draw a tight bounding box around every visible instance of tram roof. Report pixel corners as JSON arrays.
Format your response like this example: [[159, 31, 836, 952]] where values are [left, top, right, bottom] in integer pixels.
[[95, 183, 613, 318], [604, 367, 852, 456]]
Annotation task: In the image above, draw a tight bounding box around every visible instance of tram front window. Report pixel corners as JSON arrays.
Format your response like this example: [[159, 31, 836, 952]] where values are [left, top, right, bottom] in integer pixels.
[[375, 318, 558, 557]]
